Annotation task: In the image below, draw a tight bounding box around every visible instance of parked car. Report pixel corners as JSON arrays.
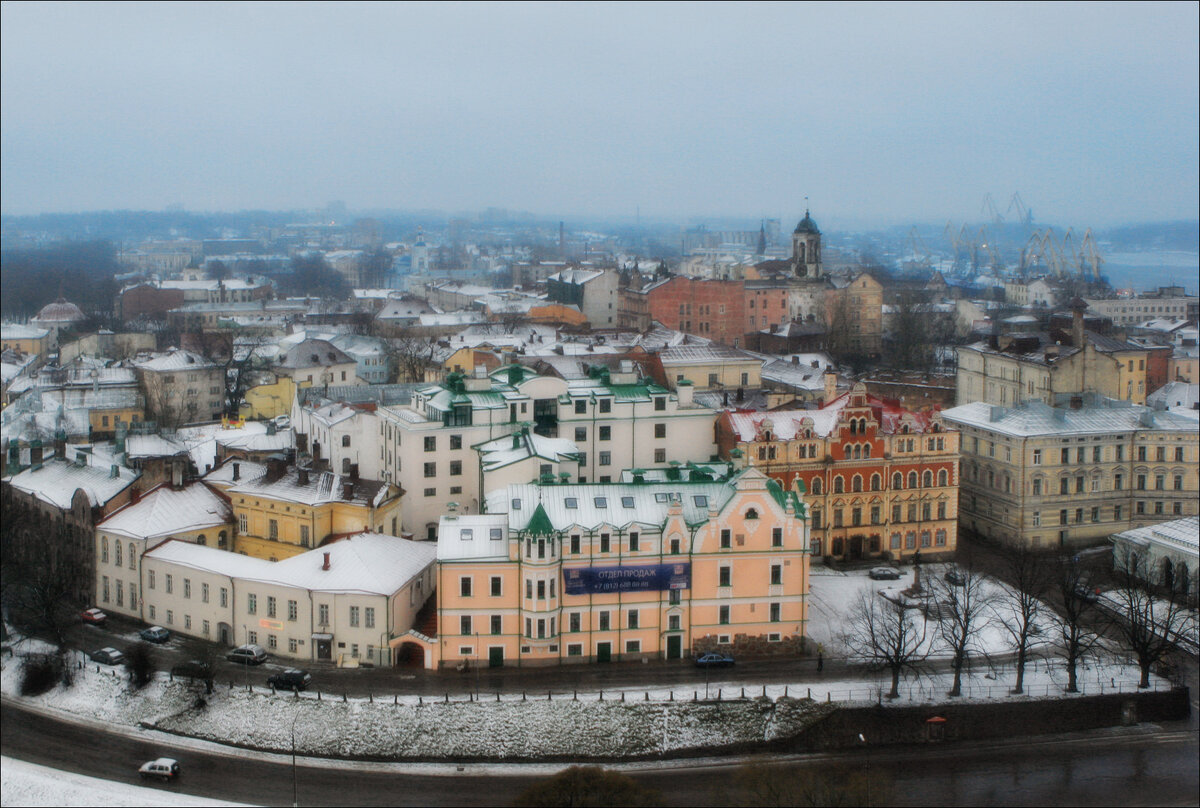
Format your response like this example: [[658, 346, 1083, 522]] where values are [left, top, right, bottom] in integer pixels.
[[90, 647, 125, 665], [226, 644, 267, 665], [1073, 584, 1101, 604], [694, 652, 735, 668], [139, 626, 170, 644], [868, 567, 901, 580], [267, 668, 312, 691], [170, 659, 213, 680], [138, 758, 180, 781], [943, 569, 966, 586], [81, 608, 107, 626]]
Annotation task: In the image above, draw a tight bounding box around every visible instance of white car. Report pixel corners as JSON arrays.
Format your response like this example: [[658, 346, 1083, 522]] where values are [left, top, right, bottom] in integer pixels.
[[138, 758, 180, 781]]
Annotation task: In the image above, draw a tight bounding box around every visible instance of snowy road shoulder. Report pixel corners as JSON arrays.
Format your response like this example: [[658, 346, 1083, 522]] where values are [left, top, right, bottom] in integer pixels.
[[0, 756, 245, 808]]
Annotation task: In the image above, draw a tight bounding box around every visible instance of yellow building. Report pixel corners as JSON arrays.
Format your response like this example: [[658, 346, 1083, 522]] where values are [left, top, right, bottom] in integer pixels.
[[228, 459, 402, 561], [0, 324, 51, 358], [240, 375, 296, 420]]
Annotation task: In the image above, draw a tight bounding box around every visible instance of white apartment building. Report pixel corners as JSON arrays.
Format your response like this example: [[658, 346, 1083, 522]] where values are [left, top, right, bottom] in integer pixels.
[[139, 532, 436, 664], [370, 363, 718, 540]]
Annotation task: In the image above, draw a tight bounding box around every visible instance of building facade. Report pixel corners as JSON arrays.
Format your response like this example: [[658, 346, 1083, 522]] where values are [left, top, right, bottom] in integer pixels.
[[425, 467, 808, 669], [942, 398, 1199, 550], [717, 384, 960, 562]]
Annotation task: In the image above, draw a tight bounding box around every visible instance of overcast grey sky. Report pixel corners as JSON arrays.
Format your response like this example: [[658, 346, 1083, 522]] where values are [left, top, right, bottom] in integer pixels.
[[2, 1, 1197, 226]]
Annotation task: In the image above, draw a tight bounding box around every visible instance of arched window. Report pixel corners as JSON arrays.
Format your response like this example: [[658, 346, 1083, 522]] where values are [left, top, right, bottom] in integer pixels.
[[197, 534, 207, 546], [833, 476, 844, 494], [871, 474, 881, 491], [849, 420, 857, 435], [218, 530, 228, 548], [923, 470, 933, 488], [863, 444, 871, 458], [811, 477, 822, 495], [129, 543, 136, 570], [101, 536, 108, 563], [852, 475, 863, 493], [341, 435, 351, 447], [938, 469, 948, 486], [852, 445, 861, 459], [892, 473, 903, 489], [908, 471, 918, 488], [745, 508, 759, 520]]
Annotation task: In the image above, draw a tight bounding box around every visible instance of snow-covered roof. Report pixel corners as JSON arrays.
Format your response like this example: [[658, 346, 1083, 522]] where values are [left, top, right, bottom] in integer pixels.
[[125, 433, 189, 459], [725, 391, 935, 441], [132, 349, 218, 372], [279, 339, 355, 369], [4, 456, 139, 510], [145, 532, 436, 596], [476, 431, 579, 471], [942, 399, 1198, 438], [1, 324, 50, 340], [202, 457, 266, 487], [547, 268, 605, 285], [98, 482, 232, 540], [485, 480, 736, 533], [437, 514, 511, 561], [1111, 516, 1199, 557], [1148, 381, 1199, 413], [229, 468, 395, 508]]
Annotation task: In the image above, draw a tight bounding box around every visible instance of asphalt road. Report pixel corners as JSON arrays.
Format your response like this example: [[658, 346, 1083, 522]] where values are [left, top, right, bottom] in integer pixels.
[[3, 698, 1197, 807]]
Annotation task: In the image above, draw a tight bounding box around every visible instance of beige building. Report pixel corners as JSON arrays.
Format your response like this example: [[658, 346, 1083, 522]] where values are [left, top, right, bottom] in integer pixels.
[[363, 363, 718, 540], [1085, 293, 1198, 326], [956, 306, 1149, 407], [139, 532, 436, 664], [277, 338, 362, 389], [94, 482, 235, 619], [942, 397, 1199, 550], [133, 349, 226, 426]]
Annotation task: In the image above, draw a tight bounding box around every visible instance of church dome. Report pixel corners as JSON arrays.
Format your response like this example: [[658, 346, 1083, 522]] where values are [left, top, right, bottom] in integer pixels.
[[32, 297, 87, 324], [794, 210, 820, 235]]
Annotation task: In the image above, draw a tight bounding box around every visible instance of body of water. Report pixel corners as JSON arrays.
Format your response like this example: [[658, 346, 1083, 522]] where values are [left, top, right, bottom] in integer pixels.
[[1102, 251, 1198, 295]]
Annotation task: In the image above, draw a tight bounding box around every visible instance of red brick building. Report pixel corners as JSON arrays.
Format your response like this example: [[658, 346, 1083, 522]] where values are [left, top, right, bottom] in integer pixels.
[[717, 384, 960, 562], [645, 277, 746, 345]]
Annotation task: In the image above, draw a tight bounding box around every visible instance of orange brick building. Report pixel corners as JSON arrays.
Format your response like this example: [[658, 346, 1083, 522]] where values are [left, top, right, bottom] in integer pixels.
[[717, 384, 960, 562]]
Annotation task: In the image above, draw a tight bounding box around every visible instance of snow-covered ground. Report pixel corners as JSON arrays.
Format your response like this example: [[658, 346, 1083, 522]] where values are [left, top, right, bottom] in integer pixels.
[[0, 756, 244, 807]]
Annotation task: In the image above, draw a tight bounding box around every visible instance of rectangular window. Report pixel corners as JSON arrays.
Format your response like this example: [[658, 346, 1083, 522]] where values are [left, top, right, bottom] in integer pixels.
[[570, 534, 580, 554], [599, 451, 611, 466], [450, 434, 462, 450], [719, 566, 731, 587], [288, 638, 297, 653], [318, 604, 329, 625], [719, 605, 730, 624], [654, 423, 666, 438], [460, 576, 472, 597], [349, 606, 360, 627], [574, 400, 587, 414], [770, 603, 781, 622], [627, 610, 639, 629], [269, 519, 278, 540], [599, 398, 611, 413], [300, 524, 310, 547], [574, 427, 586, 441], [165, 574, 173, 594], [288, 600, 298, 621], [424, 462, 436, 478], [600, 533, 610, 553], [598, 426, 611, 441], [247, 593, 256, 614], [537, 580, 546, 599], [770, 564, 782, 585], [626, 640, 641, 653], [490, 576, 502, 597], [629, 531, 640, 552], [267, 596, 276, 618], [450, 460, 462, 476], [654, 397, 666, 411], [365, 607, 375, 629], [569, 612, 581, 632], [491, 615, 502, 635], [720, 529, 731, 548], [220, 587, 228, 608], [424, 436, 436, 452], [460, 615, 472, 635], [599, 611, 611, 631]]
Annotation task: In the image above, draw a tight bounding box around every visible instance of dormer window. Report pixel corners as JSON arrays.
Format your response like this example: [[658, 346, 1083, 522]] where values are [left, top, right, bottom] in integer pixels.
[[745, 508, 759, 520], [621, 496, 635, 508], [594, 497, 607, 508], [693, 495, 708, 508], [565, 498, 578, 509], [654, 493, 670, 503], [511, 498, 522, 510]]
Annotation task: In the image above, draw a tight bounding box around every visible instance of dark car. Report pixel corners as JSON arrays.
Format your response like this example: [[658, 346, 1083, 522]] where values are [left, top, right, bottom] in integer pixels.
[[226, 644, 267, 665], [944, 569, 966, 586], [91, 647, 125, 665], [868, 567, 901, 580], [139, 626, 170, 644], [170, 659, 213, 680], [1073, 584, 1101, 604], [694, 652, 735, 668], [268, 668, 312, 691]]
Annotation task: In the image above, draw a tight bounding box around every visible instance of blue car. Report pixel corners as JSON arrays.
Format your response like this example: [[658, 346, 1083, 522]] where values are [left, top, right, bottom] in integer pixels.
[[140, 626, 170, 643], [694, 652, 735, 668]]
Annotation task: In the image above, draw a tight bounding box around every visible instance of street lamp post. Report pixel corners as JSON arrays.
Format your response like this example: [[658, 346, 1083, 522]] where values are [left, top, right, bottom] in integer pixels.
[[859, 733, 872, 808], [291, 710, 300, 807]]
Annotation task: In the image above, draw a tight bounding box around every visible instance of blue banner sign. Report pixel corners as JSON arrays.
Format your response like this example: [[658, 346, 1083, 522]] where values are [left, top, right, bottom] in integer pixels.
[[563, 562, 691, 595]]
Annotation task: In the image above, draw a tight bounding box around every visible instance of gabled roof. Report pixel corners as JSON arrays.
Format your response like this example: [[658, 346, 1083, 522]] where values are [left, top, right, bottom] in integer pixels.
[[98, 482, 232, 540], [279, 339, 355, 369]]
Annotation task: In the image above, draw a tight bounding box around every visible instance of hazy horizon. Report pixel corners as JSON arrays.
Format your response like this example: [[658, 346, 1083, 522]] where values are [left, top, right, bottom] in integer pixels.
[[3, 2, 1198, 227]]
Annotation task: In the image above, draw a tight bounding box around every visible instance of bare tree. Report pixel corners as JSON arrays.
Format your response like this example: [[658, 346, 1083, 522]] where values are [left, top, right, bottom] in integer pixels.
[[819, 289, 856, 363], [0, 516, 89, 651], [930, 565, 995, 697], [1051, 552, 1106, 693], [1108, 544, 1197, 689], [841, 588, 929, 699], [388, 328, 437, 383], [992, 544, 1053, 694]]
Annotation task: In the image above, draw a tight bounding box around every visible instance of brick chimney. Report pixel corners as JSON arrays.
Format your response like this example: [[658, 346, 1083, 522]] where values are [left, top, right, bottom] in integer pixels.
[[322, 552, 331, 571]]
